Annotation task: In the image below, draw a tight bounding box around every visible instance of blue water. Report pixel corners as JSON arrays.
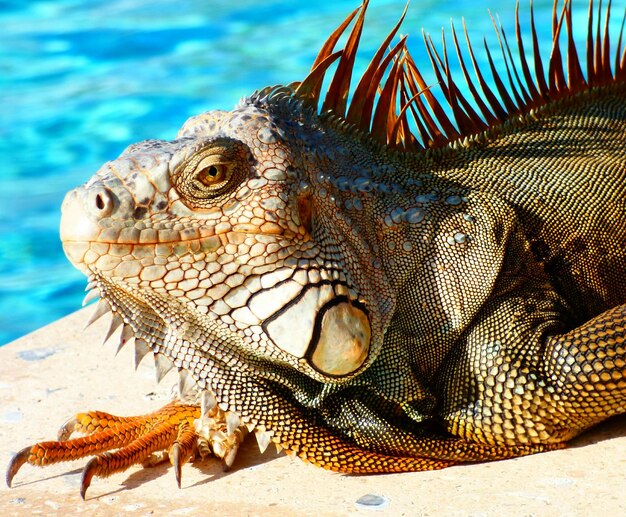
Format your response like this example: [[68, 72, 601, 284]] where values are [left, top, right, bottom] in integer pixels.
[[0, 0, 615, 345]]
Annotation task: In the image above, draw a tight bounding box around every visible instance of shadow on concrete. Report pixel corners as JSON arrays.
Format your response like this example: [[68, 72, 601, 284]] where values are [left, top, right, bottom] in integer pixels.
[[92, 433, 282, 498], [570, 413, 626, 449]]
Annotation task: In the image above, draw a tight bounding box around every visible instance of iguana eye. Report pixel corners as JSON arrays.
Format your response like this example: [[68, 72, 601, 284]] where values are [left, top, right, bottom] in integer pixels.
[[174, 139, 249, 206], [185, 155, 234, 199], [196, 163, 229, 187]]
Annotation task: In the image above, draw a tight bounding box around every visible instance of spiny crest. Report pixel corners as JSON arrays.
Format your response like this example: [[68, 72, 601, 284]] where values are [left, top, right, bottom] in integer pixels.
[[294, 0, 626, 152]]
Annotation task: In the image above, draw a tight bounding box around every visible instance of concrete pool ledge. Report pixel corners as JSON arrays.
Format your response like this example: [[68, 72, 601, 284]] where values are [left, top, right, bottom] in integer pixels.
[[1, 307, 625, 516]]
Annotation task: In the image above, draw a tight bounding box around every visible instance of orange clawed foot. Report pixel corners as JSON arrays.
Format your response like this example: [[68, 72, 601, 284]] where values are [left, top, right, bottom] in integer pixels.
[[6, 395, 247, 499]]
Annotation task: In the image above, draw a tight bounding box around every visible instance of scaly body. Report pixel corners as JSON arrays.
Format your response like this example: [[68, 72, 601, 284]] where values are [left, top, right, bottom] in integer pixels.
[[7, 0, 626, 498]]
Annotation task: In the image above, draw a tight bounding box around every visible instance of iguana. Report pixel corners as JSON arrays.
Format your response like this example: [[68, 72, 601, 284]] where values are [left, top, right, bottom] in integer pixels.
[[7, 0, 626, 499]]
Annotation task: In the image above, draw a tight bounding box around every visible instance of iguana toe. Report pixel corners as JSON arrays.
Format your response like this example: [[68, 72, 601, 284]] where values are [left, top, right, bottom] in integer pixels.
[[5, 399, 248, 498]]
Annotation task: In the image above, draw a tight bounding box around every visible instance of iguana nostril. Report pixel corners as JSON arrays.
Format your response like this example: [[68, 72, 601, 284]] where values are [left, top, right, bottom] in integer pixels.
[[90, 187, 114, 217]]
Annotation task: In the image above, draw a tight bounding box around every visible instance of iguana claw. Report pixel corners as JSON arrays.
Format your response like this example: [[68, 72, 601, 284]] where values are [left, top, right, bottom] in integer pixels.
[[170, 420, 197, 488], [6, 446, 31, 489]]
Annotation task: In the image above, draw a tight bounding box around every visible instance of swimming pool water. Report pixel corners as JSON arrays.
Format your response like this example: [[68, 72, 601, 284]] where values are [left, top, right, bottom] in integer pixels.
[[0, 0, 610, 345]]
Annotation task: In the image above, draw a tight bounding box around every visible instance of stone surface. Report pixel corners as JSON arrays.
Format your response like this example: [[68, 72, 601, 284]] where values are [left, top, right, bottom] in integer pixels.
[[1, 307, 625, 516]]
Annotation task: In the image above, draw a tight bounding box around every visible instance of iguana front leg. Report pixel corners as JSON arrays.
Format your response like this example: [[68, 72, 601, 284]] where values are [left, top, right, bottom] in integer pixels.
[[6, 397, 247, 499], [438, 298, 626, 448]]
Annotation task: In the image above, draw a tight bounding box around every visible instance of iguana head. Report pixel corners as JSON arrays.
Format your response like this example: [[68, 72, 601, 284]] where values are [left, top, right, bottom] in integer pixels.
[[60, 4, 416, 406], [61, 87, 396, 389]]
